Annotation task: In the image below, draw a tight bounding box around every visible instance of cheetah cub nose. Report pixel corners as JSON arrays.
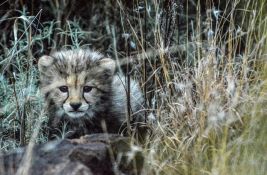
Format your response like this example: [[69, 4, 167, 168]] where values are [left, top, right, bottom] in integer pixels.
[[70, 103, 82, 111]]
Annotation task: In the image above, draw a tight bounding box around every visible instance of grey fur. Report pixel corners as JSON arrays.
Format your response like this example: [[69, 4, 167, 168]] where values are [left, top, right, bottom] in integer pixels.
[[38, 49, 145, 139]]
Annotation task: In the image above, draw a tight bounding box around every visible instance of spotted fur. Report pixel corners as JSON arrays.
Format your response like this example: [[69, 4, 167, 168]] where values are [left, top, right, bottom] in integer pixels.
[[38, 49, 145, 139]]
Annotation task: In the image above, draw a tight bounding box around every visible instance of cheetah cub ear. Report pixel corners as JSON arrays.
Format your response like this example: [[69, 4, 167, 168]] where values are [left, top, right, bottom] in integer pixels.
[[38, 55, 54, 73], [98, 58, 116, 75]]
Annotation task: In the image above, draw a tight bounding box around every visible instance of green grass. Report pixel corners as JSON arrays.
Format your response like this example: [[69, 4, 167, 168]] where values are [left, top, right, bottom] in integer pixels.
[[0, 0, 266, 174]]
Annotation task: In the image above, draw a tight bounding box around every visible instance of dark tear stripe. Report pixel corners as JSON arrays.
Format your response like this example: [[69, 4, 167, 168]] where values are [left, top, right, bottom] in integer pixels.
[[62, 91, 69, 104], [83, 94, 90, 104]]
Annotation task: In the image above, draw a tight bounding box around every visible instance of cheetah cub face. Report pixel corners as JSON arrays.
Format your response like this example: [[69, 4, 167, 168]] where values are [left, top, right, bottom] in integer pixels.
[[38, 50, 115, 119]]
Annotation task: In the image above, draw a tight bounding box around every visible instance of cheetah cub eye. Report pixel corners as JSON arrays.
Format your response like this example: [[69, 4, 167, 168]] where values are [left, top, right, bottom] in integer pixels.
[[59, 86, 68, 93], [83, 86, 92, 93]]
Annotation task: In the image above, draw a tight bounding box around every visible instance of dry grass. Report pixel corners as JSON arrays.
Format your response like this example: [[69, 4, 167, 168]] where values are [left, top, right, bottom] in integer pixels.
[[0, 0, 266, 174]]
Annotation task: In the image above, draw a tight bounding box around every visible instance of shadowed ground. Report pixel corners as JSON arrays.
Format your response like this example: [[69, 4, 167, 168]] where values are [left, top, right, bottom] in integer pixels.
[[0, 134, 143, 175]]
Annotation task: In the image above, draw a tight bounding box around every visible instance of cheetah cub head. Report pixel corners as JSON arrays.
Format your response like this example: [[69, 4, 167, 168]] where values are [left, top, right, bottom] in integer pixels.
[[38, 49, 115, 119]]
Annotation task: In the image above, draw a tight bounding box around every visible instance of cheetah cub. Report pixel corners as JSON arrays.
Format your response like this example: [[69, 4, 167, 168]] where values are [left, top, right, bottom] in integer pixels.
[[38, 49, 145, 139]]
